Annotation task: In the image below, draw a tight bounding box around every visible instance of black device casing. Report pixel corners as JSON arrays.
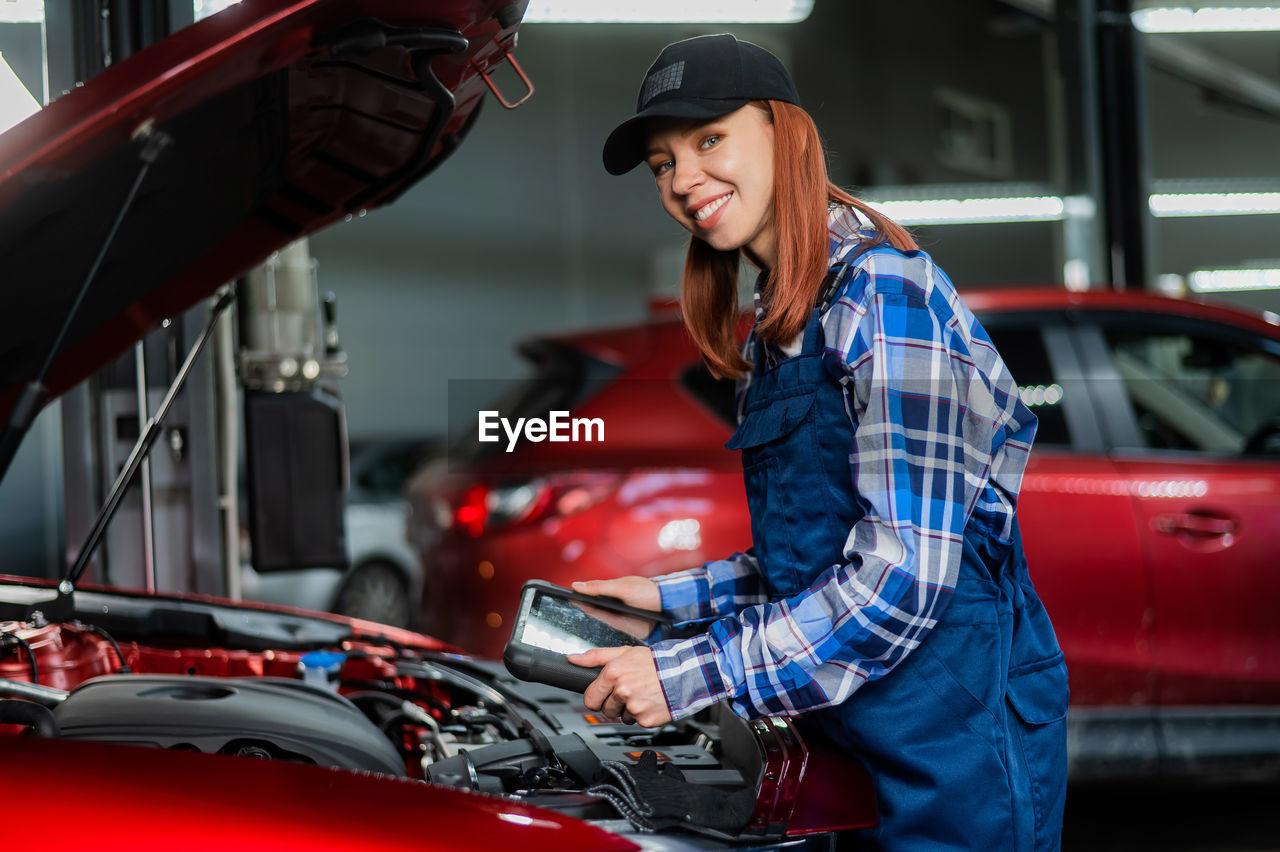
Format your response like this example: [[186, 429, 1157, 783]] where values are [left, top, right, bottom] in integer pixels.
[[502, 580, 671, 693]]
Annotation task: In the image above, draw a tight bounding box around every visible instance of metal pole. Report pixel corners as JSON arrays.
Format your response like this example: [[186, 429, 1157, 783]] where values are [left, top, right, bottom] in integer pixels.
[[1055, 0, 1108, 288], [215, 301, 241, 600], [134, 340, 156, 591], [1054, 0, 1154, 290], [1096, 0, 1154, 290]]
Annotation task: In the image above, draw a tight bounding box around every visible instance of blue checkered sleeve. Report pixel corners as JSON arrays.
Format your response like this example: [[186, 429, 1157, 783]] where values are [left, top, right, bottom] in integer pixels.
[[653, 551, 769, 625], [651, 230, 1037, 721]]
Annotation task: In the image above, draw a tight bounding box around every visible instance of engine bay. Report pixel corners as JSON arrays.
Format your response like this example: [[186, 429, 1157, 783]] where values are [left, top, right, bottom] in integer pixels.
[[38, 657, 756, 808], [0, 598, 831, 844]]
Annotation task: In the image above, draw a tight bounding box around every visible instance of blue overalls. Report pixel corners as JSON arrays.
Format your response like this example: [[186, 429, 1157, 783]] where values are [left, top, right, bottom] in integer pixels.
[[725, 276, 1069, 851]]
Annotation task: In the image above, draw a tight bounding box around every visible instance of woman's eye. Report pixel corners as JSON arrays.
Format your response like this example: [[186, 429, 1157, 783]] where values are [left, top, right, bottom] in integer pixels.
[[651, 160, 673, 176], [699, 135, 721, 150]]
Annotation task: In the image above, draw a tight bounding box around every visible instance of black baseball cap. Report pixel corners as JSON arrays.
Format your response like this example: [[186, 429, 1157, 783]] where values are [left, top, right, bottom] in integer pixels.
[[602, 34, 801, 176]]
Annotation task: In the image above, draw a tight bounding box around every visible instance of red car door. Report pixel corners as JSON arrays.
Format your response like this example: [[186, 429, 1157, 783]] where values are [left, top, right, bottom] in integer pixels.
[[1113, 454, 1280, 704], [1088, 315, 1280, 705]]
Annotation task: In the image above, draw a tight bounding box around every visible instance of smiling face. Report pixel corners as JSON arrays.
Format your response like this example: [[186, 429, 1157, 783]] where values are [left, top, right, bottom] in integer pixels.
[[644, 104, 777, 268]]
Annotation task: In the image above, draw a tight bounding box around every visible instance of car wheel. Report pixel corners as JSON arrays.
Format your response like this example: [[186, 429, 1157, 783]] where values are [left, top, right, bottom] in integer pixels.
[[335, 561, 411, 628]]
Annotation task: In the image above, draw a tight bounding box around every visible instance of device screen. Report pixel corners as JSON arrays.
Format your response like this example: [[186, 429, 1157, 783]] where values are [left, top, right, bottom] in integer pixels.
[[518, 588, 651, 655]]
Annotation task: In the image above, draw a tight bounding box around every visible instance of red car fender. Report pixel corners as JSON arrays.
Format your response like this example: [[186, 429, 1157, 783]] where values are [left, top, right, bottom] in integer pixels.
[[0, 736, 639, 852]]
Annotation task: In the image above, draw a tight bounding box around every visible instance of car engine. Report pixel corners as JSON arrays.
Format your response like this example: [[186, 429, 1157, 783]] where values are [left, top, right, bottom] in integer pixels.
[[0, 611, 773, 835]]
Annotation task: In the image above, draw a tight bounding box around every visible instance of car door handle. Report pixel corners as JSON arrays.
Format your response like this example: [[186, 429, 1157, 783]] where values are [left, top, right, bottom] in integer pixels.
[[1151, 512, 1238, 537]]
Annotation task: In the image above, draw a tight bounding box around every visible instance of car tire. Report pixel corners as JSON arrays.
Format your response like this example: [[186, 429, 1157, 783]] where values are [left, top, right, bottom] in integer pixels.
[[335, 561, 411, 628]]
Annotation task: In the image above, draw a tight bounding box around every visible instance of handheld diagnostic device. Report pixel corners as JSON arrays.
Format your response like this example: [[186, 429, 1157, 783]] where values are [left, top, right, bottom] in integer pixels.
[[503, 580, 671, 693]]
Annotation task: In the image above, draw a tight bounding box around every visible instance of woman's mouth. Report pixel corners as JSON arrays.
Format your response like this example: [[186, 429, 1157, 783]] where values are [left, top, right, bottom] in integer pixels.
[[691, 192, 732, 229]]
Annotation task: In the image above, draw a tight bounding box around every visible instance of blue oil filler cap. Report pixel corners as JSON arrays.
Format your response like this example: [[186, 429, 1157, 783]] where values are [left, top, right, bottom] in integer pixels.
[[298, 650, 346, 690]]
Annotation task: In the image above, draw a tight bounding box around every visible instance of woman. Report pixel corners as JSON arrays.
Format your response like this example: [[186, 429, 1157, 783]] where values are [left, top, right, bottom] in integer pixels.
[[569, 34, 1068, 851]]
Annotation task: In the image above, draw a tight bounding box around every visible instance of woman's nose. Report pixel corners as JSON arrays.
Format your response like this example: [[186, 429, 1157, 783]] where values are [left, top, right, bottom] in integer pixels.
[[671, 158, 704, 195]]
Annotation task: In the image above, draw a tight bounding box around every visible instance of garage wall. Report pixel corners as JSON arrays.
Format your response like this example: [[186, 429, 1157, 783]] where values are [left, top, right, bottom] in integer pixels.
[[309, 236, 652, 438]]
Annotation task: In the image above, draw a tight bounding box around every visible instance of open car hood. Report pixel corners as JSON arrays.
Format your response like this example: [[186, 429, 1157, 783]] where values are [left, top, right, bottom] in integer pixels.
[[0, 0, 528, 422]]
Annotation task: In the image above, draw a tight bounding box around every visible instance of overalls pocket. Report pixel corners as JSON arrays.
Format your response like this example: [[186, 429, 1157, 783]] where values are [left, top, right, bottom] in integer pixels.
[[726, 389, 820, 596], [725, 387, 817, 450], [1005, 655, 1069, 852]]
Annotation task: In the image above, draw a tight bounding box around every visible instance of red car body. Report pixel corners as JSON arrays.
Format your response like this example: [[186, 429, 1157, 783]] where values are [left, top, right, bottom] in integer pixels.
[[409, 288, 1280, 777], [0, 2, 877, 847]]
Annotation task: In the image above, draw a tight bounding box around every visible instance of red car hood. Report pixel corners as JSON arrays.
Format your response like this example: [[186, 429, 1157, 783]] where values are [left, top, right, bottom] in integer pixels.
[[0, 0, 527, 423]]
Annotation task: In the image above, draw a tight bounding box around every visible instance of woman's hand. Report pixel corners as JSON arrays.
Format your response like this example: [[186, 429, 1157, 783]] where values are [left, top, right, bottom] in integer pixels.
[[570, 577, 662, 640], [571, 577, 661, 611], [569, 645, 672, 728]]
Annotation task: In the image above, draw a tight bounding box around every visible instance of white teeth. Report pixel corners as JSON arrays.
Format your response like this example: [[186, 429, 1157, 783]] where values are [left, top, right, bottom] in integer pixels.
[[694, 193, 731, 221]]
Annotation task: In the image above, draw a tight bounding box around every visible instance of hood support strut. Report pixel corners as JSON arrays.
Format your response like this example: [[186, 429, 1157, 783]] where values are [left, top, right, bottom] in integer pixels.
[[0, 287, 235, 626], [65, 288, 238, 590]]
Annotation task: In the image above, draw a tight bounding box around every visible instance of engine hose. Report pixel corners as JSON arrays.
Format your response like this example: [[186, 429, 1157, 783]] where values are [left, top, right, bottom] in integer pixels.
[[0, 678, 66, 707], [69, 620, 131, 672], [347, 690, 405, 711], [0, 699, 60, 737], [340, 679, 452, 717], [378, 711, 415, 734], [370, 711, 423, 762], [459, 712, 521, 741]]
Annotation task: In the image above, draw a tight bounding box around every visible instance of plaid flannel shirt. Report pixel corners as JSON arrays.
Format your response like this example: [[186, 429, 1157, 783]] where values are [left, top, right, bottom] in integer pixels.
[[649, 205, 1038, 720]]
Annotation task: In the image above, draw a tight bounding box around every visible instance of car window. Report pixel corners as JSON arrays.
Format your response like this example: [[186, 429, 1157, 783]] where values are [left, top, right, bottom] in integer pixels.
[[982, 325, 1072, 448], [1100, 323, 1280, 456]]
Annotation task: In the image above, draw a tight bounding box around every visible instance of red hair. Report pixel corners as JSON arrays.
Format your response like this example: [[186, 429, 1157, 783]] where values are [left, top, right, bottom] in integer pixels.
[[679, 101, 917, 379]]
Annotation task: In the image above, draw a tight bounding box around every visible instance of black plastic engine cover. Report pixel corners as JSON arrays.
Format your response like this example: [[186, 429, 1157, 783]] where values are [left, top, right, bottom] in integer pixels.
[[53, 675, 402, 776]]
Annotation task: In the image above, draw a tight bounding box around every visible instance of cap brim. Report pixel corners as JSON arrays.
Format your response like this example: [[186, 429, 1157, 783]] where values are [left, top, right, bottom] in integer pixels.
[[602, 97, 750, 176]]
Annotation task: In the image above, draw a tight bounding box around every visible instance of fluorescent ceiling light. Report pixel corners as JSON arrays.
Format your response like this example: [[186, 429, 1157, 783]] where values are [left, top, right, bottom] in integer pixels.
[[1149, 191, 1280, 216], [1133, 6, 1280, 32], [523, 0, 813, 23], [0, 0, 42, 24], [1187, 267, 1280, 292], [864, 195, 1066, 225], [0, 51, 40, 134], [858, 183, 1280, 225]]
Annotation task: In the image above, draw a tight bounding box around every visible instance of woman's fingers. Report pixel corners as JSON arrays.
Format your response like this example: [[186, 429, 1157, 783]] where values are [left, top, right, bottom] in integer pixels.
[[571, 577, 661, 612], [568, 646, 628, 668], [569, 646, 673, 728], [570, 646, 627, 716]]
